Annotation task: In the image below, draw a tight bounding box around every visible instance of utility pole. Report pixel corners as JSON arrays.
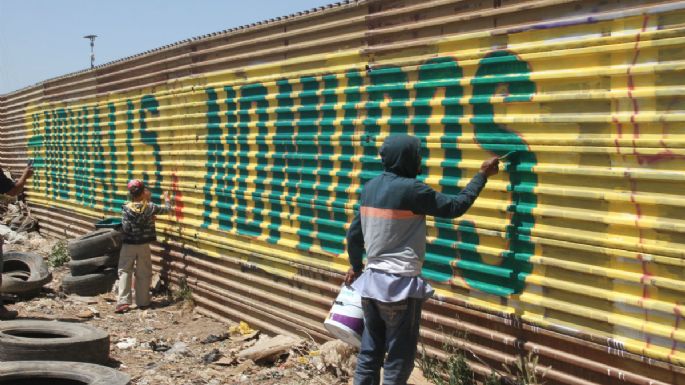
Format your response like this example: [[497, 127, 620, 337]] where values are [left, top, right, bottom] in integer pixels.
[[83, 35, 97, 69]]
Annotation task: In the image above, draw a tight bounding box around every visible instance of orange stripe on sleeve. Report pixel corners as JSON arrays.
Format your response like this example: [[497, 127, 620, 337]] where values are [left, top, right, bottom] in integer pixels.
[[360, 206, 423, 219]]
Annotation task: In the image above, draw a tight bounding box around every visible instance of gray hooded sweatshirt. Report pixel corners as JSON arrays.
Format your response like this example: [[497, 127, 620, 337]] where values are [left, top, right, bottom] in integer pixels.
[[347, 135, 487, 301]]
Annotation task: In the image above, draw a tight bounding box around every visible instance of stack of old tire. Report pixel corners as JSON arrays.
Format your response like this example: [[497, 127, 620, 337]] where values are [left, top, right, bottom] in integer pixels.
[[0, 320, 129, 383], [64, 228, 122, 296]]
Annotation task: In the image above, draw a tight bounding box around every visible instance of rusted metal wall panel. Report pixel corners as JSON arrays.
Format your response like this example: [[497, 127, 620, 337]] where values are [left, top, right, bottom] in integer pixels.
[[2, 1, 685, 384]]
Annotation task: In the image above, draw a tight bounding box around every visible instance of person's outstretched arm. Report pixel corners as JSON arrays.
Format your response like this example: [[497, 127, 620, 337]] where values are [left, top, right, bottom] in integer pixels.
[[1, 166, 34, 197], [149, 192, 173, 215], [412, 157, 499, 218]]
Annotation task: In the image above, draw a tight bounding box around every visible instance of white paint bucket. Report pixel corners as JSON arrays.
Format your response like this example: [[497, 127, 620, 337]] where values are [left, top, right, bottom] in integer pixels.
[[324, 284, 364, 348]]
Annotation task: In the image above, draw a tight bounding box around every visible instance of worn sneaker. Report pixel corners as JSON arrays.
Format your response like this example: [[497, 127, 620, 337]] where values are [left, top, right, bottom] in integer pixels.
[[114, 304, 130, 314], [0, 306, 18, 320]]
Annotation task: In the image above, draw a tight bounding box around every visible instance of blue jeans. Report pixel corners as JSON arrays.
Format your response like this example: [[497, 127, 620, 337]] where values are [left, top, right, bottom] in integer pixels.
[[354, 297, 423, 385]]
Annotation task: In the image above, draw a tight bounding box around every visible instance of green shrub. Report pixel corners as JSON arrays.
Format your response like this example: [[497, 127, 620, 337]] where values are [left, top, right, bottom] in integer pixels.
[[47, 240, 69, 268]]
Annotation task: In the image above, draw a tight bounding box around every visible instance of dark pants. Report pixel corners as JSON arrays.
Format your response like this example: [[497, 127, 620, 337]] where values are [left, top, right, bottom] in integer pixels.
[[354, 297, 423, 385]]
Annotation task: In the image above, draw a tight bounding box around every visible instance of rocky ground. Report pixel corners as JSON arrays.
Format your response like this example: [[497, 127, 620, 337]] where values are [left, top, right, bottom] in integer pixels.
[[1, 200, 431, 385], [1, 227, 354, 385], [11, 276, 349, 385]]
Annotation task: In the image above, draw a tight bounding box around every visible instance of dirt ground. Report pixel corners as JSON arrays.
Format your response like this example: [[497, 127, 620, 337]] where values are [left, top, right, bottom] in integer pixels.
[[3, 232, 351, 385], [1, 208, 432, 385]]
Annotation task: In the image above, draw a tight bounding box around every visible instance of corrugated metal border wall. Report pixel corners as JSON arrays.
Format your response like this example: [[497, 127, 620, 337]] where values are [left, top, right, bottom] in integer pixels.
[[2, 1, 685, 384]]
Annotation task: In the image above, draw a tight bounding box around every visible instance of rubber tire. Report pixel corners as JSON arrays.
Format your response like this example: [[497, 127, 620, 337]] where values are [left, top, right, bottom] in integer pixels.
[[0, 321, 110, 364], [68, 229, 122, 261], [1, 251, 52, 297], [0, 361, 129, 384], [68, 254, 119, 276], [5, 271, 30, 280], [62, 268, 117, 296]]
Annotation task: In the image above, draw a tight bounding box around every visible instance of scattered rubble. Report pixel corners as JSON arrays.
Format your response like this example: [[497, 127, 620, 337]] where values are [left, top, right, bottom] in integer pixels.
[[1, 213, 56, 258], [149, 339, 172, 352], [202, 333, 230, 345], [76, 307, 98, 319], [164, 341, 191, 360], [0, 224, 26, 245], [1, 202, 45, 250], [202, 348, 223, 364], [116, 338, 138, 351], [319, 340, 358, 377], [1, 212, 436, 385], [6, 256, 349, 385], [238, 334, 303, 363]]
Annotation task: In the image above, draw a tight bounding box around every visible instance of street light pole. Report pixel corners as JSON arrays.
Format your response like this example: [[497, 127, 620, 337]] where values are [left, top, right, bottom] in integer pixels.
[[83, 35, 97, 69]]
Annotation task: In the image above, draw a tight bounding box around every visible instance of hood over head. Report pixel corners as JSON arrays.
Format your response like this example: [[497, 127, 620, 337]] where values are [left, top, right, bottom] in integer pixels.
[[379, 135, 422, 178]]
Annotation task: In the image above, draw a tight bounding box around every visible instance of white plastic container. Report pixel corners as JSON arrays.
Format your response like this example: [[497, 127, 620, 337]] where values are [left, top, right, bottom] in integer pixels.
[[324, 284, 364, 348]]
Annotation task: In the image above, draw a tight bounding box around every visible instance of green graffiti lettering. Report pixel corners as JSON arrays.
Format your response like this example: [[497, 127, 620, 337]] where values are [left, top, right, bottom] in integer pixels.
[[55, 108, 69, 200], [92, 104, 104, 209], [363, 67, 410, 181], [105, 102, 120, 212], [235, 83, 269, 238], [125, 100, 136, 183], [413, 57, 467, 283], [139, 95, 162, 199], [201, 87, 226, 229], [463, 50, 536, 295]]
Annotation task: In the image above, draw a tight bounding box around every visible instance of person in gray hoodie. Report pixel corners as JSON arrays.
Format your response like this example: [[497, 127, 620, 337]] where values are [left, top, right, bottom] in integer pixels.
[[345, 135, 499, 385], [115, 179, 171, 314]]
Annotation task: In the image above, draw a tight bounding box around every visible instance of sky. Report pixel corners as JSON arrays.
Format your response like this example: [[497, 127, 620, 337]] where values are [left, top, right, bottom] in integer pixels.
[[0, 0, 335, 94]]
